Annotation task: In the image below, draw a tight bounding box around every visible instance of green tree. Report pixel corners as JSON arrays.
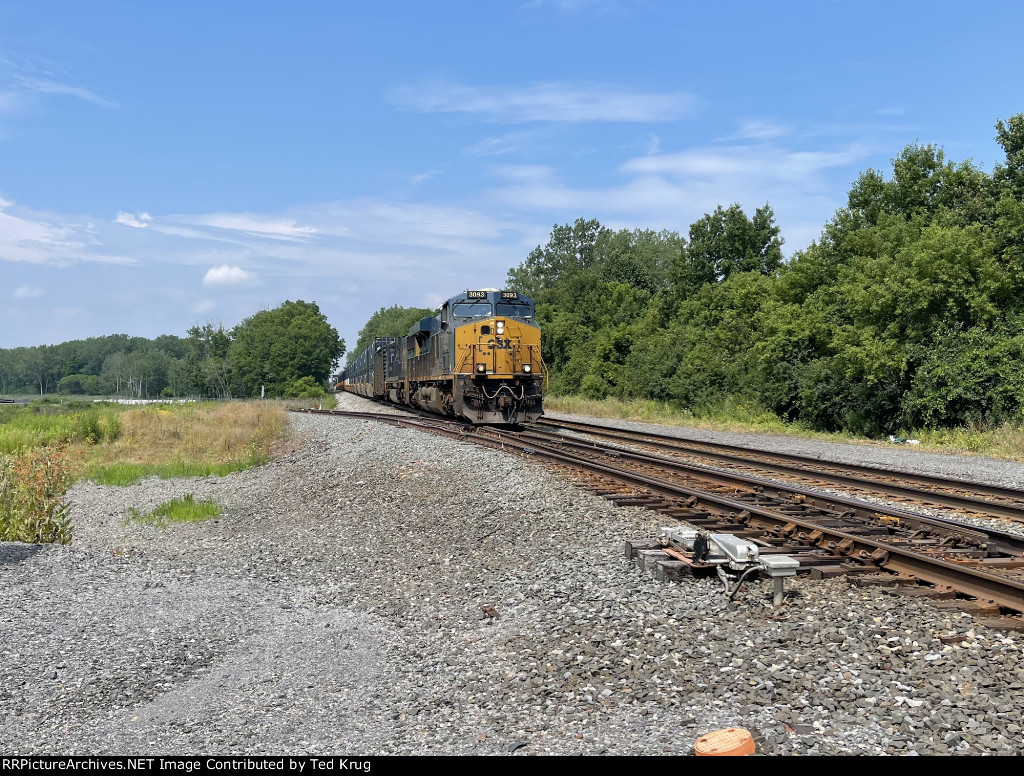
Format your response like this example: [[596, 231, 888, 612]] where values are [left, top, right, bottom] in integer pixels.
[[506, 218, 607, 297], [230, 300, 344, 397], [995, 114, 1024, 196], [684, 203, 783, 287]]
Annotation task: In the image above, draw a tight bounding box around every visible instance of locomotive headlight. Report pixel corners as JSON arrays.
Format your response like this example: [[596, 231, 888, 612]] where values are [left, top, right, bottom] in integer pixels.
[[522, 364, 532, 373], [476, 364, 486, 374], [496, 320, 505, 335]]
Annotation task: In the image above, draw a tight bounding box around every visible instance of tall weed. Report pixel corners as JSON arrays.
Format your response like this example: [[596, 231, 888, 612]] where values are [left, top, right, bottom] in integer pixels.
[[0, 447, 74, 544]]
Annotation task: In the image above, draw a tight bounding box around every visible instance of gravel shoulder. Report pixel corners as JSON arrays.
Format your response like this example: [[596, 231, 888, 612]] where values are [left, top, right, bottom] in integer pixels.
[[4, 393, 1024, 755]]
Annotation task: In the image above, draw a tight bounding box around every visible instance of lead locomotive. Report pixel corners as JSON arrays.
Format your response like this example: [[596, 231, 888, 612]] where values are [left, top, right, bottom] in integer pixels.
[[336, 289, 544, 425]]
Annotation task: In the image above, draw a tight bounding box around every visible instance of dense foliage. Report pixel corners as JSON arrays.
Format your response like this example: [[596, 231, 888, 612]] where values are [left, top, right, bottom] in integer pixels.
[[346, 304, 435, 365], [0, 300, 344, 399], [507, 115, 1024, 435]]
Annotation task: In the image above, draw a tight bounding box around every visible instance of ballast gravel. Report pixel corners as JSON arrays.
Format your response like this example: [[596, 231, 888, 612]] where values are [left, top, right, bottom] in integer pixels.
[[4, 393, 1024, 756]]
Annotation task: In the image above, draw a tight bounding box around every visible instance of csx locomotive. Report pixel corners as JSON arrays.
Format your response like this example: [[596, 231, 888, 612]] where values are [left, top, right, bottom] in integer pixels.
[[335, 289, 544, 424]]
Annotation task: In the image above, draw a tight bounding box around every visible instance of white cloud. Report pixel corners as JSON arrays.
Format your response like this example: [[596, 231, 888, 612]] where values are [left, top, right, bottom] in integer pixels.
[[620, 144, 864, 181], [0, 57, 117, 116], [411, 170, 443, 183], [465, 131, 540, 157], [189, 214, 318, 240], [114, 211, 153, 228], [733, 120, 789, 141], [484, 140, 874, 253], [391, 80, 697, 123], [17, 77, 117, 109], [493, 165, 556, 182], [202, 265, 258, 287], [0, 198, 136, 264], [13, 284, 44, 298]]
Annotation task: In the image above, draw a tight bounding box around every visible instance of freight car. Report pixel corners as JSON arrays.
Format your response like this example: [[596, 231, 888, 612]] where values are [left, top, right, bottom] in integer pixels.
[[338, 289, 544, 424]]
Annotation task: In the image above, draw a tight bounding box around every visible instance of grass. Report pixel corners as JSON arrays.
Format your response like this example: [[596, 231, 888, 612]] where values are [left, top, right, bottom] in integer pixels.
[[544, 395, 1024, 462], [0, 397, 301, 544], [81, 401, 289, 485], [0, 403, 122, 454], [126, 494, 221, 526]]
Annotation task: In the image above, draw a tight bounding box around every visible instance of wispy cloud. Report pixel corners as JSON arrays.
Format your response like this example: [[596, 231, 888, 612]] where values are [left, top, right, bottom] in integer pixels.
[[485, 140, 874, 251], [493, 165, 556, 182], [465, 131, 540, 157], [732, 120, 789, 141], [15, 77, 117, 109], [0, 198, 136, 265], [202, 265, 258, 287], [188, 213, 318, 240], [13, 284, 44, 298], [411, 169, 443, 183], [114, 211, 153, 228], [0, 56, 117, 116], [391, 79, 697, 123]]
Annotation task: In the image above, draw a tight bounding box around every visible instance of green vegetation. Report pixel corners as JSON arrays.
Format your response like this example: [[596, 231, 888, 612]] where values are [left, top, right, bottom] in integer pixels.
[[230, 300, 344, 397], [0, 447, 74, 544], [0, 400, 290, 543], [126, 494, 221, 526], [0, 299, 344, 399], [508, 114, 1024, 443], [85, 445, 268, 486], [0, 401, 122, 454]]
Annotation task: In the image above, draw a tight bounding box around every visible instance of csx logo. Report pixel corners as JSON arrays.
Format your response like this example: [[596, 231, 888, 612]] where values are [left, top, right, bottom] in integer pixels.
[[488, 338, 514, 350]]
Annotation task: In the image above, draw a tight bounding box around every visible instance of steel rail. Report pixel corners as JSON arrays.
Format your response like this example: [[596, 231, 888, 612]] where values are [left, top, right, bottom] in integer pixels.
[[510, 426, 1024, 552], [540, 417, 1024, 523]]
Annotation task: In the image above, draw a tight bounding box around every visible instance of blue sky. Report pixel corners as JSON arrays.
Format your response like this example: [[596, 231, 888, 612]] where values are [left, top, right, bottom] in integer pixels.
[[2, 0, 1022, 352]]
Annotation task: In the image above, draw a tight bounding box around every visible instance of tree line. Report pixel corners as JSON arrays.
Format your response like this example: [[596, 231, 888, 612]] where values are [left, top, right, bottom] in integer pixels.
[[0, 300, 344, 400], [506, 115, 1024, 435]]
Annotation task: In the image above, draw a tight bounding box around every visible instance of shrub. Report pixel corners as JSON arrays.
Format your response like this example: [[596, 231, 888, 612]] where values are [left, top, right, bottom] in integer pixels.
[[282, 376, 327, 398], [0, 447, 74, 544]]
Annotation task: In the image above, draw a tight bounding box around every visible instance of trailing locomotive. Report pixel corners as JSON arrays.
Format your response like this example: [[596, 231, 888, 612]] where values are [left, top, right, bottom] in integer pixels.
[[336, 289, 544, 424]]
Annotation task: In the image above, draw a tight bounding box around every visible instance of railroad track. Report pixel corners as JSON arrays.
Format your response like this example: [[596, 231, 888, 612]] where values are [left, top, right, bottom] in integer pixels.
[[539, 417, 1024, 524], [293, 407, 1024, 618]]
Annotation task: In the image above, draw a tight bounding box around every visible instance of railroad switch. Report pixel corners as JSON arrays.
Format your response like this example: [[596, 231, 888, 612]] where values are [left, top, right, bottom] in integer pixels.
[[659, 527, 799, 606]]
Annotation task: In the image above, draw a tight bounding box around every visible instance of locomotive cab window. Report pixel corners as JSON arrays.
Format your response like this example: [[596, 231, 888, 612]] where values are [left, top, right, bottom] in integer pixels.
[[496, 301, 533, 318], [452, 302, 492, 317]]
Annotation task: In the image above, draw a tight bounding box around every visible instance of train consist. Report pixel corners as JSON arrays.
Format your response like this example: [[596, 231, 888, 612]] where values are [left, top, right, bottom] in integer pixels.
[[334, 289, 544, 424]]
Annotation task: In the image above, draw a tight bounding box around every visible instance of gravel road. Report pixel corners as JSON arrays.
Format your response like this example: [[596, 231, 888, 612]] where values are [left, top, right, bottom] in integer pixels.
[[4, 393, 1024, 755]]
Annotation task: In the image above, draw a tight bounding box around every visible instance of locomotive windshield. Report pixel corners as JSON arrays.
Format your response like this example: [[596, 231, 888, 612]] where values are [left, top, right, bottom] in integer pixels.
[[496, 301, 533, 318], [453, 302, 492, 317]]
